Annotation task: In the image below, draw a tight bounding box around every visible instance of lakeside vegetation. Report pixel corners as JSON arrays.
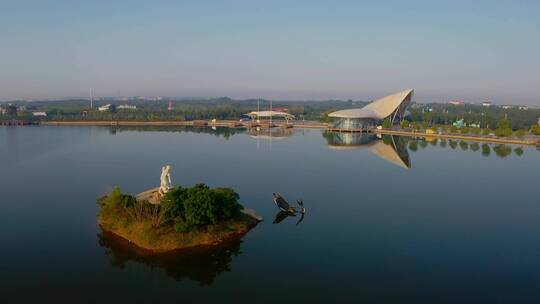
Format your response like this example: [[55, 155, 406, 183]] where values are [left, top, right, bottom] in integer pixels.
[[98, 184, 258, 253], [2, 97, 539, 139], [0, 97, 363, 122]]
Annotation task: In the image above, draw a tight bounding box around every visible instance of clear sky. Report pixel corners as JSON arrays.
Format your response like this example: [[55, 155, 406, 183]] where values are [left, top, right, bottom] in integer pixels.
[[1, 0, 539, 104]]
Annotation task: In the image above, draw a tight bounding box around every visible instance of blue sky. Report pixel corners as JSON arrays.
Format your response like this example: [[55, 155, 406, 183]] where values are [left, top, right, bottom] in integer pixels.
[[1, 0, 539, 104]]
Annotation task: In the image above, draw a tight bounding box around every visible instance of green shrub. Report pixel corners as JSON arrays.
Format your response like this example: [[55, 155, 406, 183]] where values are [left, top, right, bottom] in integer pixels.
[[514, 129, 526, 138], [382, 118, 392, 128], [162, 184, 243, 230], [99, 183, 243, 232], [531, 125, 540, 135], [400, 120, 409, 129], [495, 127, 512, 137]]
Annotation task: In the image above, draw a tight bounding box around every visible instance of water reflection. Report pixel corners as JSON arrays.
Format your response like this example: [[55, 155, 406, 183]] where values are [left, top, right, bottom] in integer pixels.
[[273, 211, 305, 226], [108, 125, 245, 139], [247, 127, 294, 139], [324, 132, 411, 169], [98, 229, 243, 286], [106, 125, 527, 159]]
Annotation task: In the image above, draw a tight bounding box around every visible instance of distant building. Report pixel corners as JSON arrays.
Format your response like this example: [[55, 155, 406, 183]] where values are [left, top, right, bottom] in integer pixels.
[[482, 101, 492, 107], [273, 107, 289, 113], [98, 104, 111, 112], [117, 104, 137, 110], [32, 112, 47, 117], [518, 106, 529, 110], [328, 89, 414, 130], [449, 100, 464, 105], [501, 105, 515, 109]]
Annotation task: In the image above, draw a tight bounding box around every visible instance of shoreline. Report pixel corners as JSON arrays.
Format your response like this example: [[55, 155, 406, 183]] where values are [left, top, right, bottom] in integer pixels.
[[36, 120, 540, 147], [98, 214, 259, 254]]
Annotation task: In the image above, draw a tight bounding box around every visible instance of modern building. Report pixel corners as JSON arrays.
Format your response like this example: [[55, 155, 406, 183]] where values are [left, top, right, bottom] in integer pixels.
[[32, 112, 47, 117], [245, 111, 295, 122], [328, 89, 414, 130], [449, 100, 465, 105], [98, 104, 111, 112], [482, 101, 492, 107], [117, 104, 137, 110]]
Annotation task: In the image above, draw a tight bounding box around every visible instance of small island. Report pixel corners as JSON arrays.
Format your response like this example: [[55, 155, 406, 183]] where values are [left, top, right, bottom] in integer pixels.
[[98, 167, 261, 253]]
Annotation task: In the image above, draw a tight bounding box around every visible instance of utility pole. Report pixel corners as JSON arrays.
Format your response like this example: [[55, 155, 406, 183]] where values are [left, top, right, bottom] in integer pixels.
[[257, 99, 260, 123], [89, 88, 94, 109], [270, 100, 273, 125]]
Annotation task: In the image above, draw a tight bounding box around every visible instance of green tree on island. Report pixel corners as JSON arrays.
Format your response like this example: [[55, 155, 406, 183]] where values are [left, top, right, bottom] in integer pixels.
[[162, 184, 243, 231], [97, 184, 257, 253]]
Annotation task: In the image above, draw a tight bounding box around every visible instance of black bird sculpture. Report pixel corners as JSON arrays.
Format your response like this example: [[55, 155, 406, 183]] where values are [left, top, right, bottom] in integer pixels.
[[272, 193, 297, 214], [296, 200, 306, 214]]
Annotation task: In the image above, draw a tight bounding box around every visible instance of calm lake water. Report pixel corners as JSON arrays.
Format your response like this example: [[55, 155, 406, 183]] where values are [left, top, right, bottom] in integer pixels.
[[1, 126, 539, 303]]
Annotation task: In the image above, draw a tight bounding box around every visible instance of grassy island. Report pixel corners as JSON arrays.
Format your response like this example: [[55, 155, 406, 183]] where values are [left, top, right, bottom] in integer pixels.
[[98, 184, 259, 253]]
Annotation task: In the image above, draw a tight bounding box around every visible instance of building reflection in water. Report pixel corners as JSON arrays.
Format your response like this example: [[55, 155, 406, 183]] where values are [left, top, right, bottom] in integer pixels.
[[323, 132, 411, 169], [98, 228, 243, 286], [247, 127, 294, 140]]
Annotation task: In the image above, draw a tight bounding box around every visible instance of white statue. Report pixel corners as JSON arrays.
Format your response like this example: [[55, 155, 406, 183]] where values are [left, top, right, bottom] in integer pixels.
[[159, 165, 172, 195]]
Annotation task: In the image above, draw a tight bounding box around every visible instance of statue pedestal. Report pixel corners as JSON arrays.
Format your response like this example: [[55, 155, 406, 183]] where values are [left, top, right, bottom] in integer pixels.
[[135, 187, 161, 205]]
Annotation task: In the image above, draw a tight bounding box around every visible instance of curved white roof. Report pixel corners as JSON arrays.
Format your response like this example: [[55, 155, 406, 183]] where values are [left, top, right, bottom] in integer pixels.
[[328, 89, 414, 119], [246, 111, 295, 118]]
